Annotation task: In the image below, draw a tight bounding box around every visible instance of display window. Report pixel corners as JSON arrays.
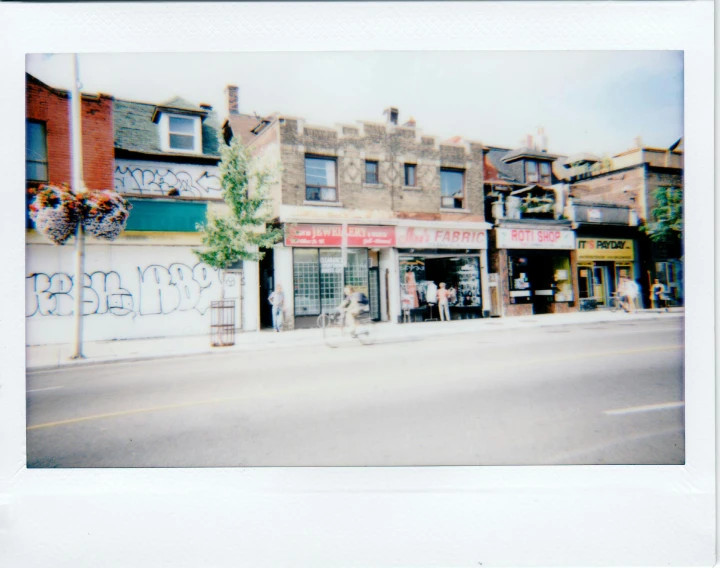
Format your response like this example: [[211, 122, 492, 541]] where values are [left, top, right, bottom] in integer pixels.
[[399, 253, 482, 320], [507, 251, 574, 310], [293, 248, 369, 317]]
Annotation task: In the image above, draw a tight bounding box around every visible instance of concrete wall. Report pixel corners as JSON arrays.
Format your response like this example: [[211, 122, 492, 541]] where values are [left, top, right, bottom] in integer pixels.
[[26, 234, 258, 345], [114, 159, 222, 198]]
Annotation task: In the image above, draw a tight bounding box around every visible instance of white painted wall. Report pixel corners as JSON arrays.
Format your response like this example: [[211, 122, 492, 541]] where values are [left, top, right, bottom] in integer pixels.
[[379, 248, 400, 323], [114, 159, 221, 198], [26, 242, 257, 345]]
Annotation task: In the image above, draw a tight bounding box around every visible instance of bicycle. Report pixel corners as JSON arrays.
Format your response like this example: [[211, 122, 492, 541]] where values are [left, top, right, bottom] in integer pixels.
[[608, 292, 624, 312], [317, 309, 375, 348]]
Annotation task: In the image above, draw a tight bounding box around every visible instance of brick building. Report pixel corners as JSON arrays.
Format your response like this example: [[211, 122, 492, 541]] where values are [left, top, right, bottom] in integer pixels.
[[224, 93, 492, 328], [25, 73, 114, 191], [556, 141, 684, 305], [482, 136, 579, 317], [25, 77, 257, 347]]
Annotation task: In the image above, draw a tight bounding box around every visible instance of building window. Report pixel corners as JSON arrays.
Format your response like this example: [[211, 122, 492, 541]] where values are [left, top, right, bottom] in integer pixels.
[[365, 160, 379, 184], [539, 161, 552, 185], [305, 156, 337, 202], [404, 164, 417, 187], [26, 120, 48, 182], [440, 168, 465, 209], [525, 161, 539, 184], [168, 116, 196, 151]]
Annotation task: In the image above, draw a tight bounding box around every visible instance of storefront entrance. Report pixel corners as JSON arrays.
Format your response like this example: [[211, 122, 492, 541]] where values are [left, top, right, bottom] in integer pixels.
[[399, 252, 483, 322], [507, 250, 574, 315]]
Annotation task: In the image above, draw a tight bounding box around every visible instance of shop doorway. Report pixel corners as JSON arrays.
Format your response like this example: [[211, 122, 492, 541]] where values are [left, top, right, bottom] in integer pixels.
[[369, 267, 381, 321], [259, 248, 274, 329]]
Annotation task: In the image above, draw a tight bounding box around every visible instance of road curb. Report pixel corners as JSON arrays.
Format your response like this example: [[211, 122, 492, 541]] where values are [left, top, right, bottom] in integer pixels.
[[27, 311, 684, 372]]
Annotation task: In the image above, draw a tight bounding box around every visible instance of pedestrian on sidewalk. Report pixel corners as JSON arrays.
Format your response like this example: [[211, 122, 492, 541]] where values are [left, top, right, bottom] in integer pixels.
[[437, 282, 451, 322], [268, 284, 285, 332], [651, 278, 670, 311]]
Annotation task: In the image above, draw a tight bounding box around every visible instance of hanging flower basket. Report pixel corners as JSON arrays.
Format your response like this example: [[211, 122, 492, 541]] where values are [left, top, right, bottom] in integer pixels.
[[81, 190, 132, 241], [28, 184, 81, 245]]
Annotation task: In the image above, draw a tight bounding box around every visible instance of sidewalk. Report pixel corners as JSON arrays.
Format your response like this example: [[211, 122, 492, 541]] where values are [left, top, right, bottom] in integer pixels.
[[26, 308, 684, 371]]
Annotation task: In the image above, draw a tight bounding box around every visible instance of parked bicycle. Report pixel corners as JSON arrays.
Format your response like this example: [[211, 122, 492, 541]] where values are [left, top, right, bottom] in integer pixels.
[[317, 310, 375, 348], [608, 292, 624, 312]]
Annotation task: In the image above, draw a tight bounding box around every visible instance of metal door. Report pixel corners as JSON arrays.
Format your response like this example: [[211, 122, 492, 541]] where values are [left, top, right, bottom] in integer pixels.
[[369, 266, 381, 321]]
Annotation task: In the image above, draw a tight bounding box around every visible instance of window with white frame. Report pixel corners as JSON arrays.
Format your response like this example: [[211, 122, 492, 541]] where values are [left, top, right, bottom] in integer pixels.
[[305, 156, 337, 202], [440, 168, 465, 209], [525, 161, 539, 183], [168, 116, 197, 151]]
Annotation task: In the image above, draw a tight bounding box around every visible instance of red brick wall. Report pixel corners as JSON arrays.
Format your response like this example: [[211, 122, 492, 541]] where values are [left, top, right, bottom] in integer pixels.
[[26, 76, 114, 190]]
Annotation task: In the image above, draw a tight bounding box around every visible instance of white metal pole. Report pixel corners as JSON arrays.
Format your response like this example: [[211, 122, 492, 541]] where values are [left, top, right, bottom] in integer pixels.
[[70, 54, 86, 359]]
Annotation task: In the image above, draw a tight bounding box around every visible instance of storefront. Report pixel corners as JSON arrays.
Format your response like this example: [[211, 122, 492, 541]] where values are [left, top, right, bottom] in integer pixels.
[[576, 237, 636, 307], [278, 221, 491, 327], [491, 225, 578, 316], [284, 224, 395, 326], [395, 225, 489, 323]]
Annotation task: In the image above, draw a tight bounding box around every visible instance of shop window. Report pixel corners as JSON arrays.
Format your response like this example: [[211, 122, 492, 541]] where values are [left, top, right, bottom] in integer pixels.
[[525, 161, 539, 183], [539, 161, 552, 185], [305, 156, 337, 202], [292, 248, 368, 317], [440, 169, 464, 209], [168, 116, 197, 152], [578, 267, 593, 299], [365, 160, 379, 184], [26, 120, 48, 182], [404, 164, 417, 187]]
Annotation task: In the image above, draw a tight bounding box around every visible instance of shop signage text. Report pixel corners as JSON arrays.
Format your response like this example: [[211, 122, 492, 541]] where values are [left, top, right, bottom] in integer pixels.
[[577, 238, 634, 261], [285, 224, 487, 249], [396, 227, 488, 249], [496, 228, 575, 250]]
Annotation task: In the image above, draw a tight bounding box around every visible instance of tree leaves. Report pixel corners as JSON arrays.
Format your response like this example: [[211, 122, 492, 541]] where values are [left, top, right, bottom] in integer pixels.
[[642, 186, 683, 244], [194, 137, 283, 268]]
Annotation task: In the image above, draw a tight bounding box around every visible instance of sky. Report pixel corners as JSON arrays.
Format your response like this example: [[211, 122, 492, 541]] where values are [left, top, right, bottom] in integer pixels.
[[26, 51, 683, 157]]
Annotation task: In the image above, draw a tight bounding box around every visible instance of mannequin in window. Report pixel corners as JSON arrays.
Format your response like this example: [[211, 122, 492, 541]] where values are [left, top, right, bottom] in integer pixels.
[[404, 268, 419, 308], [437, 282, 451, 322], [425, 280, 438, 321]]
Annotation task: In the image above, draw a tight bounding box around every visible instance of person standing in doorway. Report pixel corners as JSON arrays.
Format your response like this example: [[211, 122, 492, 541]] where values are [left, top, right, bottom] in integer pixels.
[[437, 282, 451, 322], [268, 284, 285, 332]]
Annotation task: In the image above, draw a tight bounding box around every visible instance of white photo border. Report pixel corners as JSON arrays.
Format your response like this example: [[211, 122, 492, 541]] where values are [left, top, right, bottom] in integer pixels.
[[0, 2, 714, 566]]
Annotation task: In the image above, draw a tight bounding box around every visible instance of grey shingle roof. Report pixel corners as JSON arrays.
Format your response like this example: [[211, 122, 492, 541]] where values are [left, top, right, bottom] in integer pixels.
[[502, 146, 559, 163], [114, 99, 221, 157]]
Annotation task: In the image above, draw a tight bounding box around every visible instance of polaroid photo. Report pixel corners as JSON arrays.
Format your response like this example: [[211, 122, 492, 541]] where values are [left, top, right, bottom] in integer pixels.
[[0, 2, 714, 567]]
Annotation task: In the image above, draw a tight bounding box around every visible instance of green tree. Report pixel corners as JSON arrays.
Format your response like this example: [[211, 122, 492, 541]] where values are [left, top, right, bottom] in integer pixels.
[[642, 186, 683, 244], [194, 137, 283, 268]]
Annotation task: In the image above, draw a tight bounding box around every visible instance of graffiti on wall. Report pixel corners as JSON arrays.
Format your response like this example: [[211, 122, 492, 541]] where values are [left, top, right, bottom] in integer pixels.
[[26, 263, 221, 318], [114, 165, 222, 197]]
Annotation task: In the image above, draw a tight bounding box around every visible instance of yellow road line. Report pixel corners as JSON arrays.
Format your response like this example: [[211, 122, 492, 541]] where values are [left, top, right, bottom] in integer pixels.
[[27, 344, 684, 431]]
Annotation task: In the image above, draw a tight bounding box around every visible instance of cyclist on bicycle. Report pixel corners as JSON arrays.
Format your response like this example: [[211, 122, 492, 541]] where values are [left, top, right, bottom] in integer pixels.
[[338, 285, 370, 336]]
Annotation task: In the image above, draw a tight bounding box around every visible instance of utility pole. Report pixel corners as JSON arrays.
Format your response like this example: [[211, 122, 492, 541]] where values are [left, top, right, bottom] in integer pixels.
[[70, 53, 86, 359]]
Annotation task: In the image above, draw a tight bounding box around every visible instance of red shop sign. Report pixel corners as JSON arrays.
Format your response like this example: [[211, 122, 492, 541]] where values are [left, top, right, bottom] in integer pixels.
[[347, 225, 396, 247], [284, 224, 342, 247]]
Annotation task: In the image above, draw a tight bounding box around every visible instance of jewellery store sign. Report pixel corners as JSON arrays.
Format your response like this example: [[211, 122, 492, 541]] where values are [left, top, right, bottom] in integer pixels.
[[496, 228, 575, 250], [284, 224, 396, 247]]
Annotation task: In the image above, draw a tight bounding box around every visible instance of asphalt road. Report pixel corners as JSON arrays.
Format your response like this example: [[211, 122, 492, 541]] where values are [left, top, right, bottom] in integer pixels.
[[26, 317, 684, 467]]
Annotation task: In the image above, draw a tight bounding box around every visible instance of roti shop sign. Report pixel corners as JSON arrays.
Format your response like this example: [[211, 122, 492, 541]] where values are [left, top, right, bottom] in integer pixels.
[[496, 228, 575, 250], [396, 227, 488, 249]]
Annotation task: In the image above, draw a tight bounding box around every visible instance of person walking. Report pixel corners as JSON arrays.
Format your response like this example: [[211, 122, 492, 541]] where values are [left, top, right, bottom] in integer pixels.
[[268, 284, 285, 332], [437, 282, 451, 322], [625, 278, 640, 313], [651, 278, 669, 312]]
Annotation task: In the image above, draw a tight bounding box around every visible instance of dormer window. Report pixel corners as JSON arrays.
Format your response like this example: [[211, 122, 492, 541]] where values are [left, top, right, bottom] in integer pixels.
[[539, 162, 552, 185], [169, 116, 196, 151], [525, 161, 539, 183], [158, 112, 202, 154]]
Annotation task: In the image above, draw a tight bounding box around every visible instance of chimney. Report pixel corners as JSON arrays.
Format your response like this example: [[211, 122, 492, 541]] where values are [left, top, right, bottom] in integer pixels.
[[634, 136, 643, 149], [227, 85, 239, 115], [526, 134, 534, 149], [403, 116, 416, 128], [538, 127, 548, 152], [384, 107, 399, 125]]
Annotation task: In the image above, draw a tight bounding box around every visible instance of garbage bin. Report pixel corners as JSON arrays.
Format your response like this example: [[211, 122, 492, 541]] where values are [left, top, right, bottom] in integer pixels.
[[211, 300, 235, 346]]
